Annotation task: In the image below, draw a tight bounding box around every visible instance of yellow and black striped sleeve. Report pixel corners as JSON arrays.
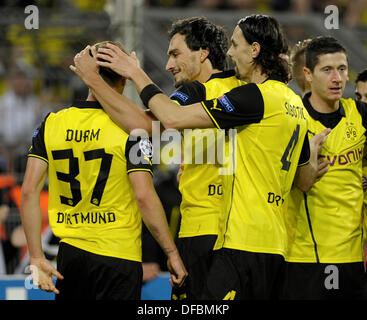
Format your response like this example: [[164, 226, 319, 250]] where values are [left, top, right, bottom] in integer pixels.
[[201, 83, 264, 129], [28, 113, 50, 163], [125, 136, 153, 176]]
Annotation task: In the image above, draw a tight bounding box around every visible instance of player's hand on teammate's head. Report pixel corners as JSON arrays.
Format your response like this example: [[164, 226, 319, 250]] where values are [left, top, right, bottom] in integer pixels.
[[95, 43, 140, 80], [69, 45, 99, 83]]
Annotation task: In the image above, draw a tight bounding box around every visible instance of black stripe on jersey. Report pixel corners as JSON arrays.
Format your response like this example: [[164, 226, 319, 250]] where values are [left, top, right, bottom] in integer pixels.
[[71, 100, 104, 109], [207, 69, 236, 80], [221, 131, 237, 248], [303, 193, 320, 263]]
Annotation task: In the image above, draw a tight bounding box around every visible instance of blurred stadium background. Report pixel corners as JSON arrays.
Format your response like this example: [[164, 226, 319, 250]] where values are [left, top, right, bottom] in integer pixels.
[[0, 0, 366, 299]]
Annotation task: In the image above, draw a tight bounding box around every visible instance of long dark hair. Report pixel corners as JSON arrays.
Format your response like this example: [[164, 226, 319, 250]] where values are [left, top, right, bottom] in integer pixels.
[[237, 14, 289, 83]]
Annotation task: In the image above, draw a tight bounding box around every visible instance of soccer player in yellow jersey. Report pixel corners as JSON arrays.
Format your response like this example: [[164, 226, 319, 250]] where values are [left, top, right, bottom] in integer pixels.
[[71, 14, 329, 299], [20, 41, 187, 299], [283, 37, 367, 299], [71, 17, 244, 300], [355, 69, 367, 267], [165, 18, 244, 300]]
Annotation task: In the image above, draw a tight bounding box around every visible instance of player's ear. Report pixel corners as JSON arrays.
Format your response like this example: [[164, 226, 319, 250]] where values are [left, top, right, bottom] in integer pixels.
[[200, 48, 209, 62], [303, 66, 312, 83], [251, 42, 261, 59]]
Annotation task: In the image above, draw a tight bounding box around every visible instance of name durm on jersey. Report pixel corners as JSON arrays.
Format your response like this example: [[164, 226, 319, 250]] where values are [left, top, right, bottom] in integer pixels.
[[65, 128, 101, 142]]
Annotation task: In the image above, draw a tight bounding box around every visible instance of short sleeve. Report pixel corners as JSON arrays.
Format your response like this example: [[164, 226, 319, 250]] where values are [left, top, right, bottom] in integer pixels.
[[28, 113, 50, 163], [200, 83, 264, 129], [298, 133, 310, 166], [125, 136, 153, 175]]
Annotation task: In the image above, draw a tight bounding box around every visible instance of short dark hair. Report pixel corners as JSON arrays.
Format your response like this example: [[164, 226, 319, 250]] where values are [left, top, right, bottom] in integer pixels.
[[356, 68, 367, 83], [237, 14, 290, 83], [305, 36, 347, 72], [93, 41, 128, 87], [168, 17, 228, 71]]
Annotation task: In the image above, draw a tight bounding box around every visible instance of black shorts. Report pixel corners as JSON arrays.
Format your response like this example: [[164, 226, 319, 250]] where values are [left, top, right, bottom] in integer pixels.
[[55, 242, 142, 300], [281, 261, 367, 300], [171, 235, 217, 300], [201, 248, 284, 300]]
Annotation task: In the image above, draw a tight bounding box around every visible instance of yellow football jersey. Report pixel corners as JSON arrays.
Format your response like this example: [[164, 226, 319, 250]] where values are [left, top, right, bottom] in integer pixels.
[[170, 70, 244, 237], [28, 100, 153, 261], [286, 96, 366, 263], [201, 77, 310, 257], [362, 157, 367, 246]]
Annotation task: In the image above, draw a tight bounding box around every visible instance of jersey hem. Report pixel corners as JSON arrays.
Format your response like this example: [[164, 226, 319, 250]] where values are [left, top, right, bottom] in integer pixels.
[[285, 256, 363, 263], [178, 231, 219, 238], [127, 168, 153, 176], [60, 239, 142, 262], [28, 154, 48, 163], [220, 242, 286, 257], [298, 159, 310, 167]]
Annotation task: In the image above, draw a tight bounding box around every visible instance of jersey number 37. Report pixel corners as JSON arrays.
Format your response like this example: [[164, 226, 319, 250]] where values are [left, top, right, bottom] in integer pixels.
[[51, 148, 113, 207]]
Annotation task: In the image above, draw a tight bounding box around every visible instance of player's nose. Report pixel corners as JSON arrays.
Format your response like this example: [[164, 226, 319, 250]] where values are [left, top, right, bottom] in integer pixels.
[[165, 58, 175, 72]]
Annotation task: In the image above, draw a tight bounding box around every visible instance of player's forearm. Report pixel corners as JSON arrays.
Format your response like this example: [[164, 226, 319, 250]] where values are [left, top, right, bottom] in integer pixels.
[[20, 158, 48, 260], [127, 67, 187, 129], [20, 192, 44, 259], [295, 128, 331, 192], [295, 142, 325, 192], [137, 191, 178, 257], [87, 74, 153, 134], [294, 162, 316, 192]]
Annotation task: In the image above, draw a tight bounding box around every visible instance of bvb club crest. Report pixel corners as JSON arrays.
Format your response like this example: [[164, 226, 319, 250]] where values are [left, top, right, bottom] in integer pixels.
[[345, 125, 357, 141]]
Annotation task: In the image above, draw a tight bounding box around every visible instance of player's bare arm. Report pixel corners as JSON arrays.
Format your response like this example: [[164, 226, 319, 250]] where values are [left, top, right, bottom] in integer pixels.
[[20, 157, 64, 294], [128, 171, 188, 287], [96, 43, 214, 130], [295, 128, 331, 192], [70, 46, 153, 135]]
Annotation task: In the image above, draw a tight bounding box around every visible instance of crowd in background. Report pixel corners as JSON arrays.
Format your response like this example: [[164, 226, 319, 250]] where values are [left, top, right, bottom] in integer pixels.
[[147, 0, 367, 29]]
